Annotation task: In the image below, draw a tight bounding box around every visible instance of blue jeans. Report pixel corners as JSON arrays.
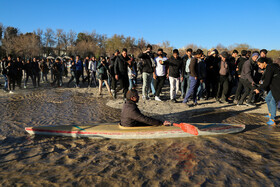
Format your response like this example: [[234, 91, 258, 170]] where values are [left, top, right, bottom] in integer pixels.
[[183, 76, 198, 103], [129, 78, 136, 90], [181, 73, 190, 97], [3, 74, 8, 89], [265, 91, 277, 120], [278, 101, 280, 109], [197, 79, 206, 100], [151, 78, 156, 95]]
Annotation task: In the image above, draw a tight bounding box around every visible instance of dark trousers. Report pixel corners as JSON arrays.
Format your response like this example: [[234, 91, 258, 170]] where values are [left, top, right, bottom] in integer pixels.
[[238, 78, 255, 104], [16, 73, 22, 88], [154, 76, 166, 97], [216, 75, 229, 101], [83, 70, 90, 85], [111, 76, 117, 90], [205, 74, 218, 98], [235, 79, 244, 101], [8, 75, 16, 90], [76, 70, 82, 86], [118, 75, 129, 98], [25, 74, 34, 87], [33, 72, 40, 87], [52, 73, 62, 86], [90, 71, 97, 87]]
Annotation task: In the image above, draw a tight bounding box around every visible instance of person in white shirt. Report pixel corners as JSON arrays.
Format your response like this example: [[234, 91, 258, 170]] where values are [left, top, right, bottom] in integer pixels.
[[153, 49, 168, 101], [88, 56, 97, 87]]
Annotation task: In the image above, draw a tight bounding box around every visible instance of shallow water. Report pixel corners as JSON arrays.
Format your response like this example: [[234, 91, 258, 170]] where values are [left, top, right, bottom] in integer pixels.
[[0, 88, 279, 186]]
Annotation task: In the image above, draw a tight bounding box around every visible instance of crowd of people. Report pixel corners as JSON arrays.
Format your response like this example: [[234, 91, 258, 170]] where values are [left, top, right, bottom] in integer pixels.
[[1, 45, 280, 125]]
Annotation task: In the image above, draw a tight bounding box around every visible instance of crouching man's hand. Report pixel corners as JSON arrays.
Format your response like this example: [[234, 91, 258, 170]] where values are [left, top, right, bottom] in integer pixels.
[[163, 121, 172, 126]]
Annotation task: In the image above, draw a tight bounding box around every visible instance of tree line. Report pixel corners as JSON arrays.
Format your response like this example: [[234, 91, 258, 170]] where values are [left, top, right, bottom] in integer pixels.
[[0, 23, 280, 60]]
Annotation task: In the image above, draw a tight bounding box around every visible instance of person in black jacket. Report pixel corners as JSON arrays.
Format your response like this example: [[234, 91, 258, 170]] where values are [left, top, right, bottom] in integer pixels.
[[2, 56, 9, 91], [23, 59, 34, 88], [114, 48, 130, 99], [181, 48, 193, 98], [234, 50, 247, 103], [15, 57, 23, 89], [32, 58, 41, 88], [120, 89, 171, 127], [110, 49, 120, 98], [165, 49, 183, 103], [138, 44, 155, 100], [51, 58, 63, 87], [255, 58, 280, 126], [205, 49, 220, 99], [197, 54, 207, 100], [7, 58, 17, 93], [97, 56, 112, 96]]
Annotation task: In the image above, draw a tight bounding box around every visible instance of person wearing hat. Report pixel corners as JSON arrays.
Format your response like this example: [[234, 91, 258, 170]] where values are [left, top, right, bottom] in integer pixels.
[[205, 49, 220, 100], [165, 49, 183, 103], [237, 52, 259, 106], [183, 49, 203, 105], [254, 58, 280, 126], [138, 44, 155, 100], [120, 89, 171, 127], [216, 51, 230, 103]]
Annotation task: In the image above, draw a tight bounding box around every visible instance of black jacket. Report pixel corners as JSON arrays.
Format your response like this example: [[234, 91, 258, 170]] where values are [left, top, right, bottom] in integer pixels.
[[205, 55, 220, 77], [110, 55, 118, 76], [138, 52, 154, 73], [120, 100, 163, 127], [165, 56, 183, 78], [197, 59, 207, 79], [258, 63, 280, 102], [114, 55, 130, 78], [31, 61, 40, 74], [236, 56, 247, 75], [24, 62, 33, 75]]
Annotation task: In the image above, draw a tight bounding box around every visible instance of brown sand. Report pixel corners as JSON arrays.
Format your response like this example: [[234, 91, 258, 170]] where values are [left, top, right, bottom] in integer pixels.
[[0, 77, 279, 186]]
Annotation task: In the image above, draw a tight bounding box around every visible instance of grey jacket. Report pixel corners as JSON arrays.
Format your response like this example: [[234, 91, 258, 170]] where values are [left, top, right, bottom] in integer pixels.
[[240, 59, 254, 83]]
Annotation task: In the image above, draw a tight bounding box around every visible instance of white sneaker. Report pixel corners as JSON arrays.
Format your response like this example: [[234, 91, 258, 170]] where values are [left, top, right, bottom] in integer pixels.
[[9, 91, 13, 94], [155, 96, 162, 101], [24, 86, 27, 89]]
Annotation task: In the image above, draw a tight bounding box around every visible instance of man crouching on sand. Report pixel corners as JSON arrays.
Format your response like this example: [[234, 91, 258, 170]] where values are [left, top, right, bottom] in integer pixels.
[[120, 89, 171, 127]]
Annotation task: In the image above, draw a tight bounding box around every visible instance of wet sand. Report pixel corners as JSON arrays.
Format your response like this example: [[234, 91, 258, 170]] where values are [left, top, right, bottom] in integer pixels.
[[0, 78, 280, 186]]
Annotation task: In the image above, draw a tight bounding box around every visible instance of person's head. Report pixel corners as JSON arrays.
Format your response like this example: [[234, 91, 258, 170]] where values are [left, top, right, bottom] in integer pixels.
[[55, 58, 60, 63], [17, 57, 20, 61], [70, 55, 74, 61], [220, 51, 229, 61], [115, 49, 120, 56], [8, 55, 12, 61], [210, 49, 218, 57], [86, 56, 89, 60], [126, 89, 139, 102], [260, 49, 268, 58], [122, 48, 127, 58], [257, 57, 268, 70], [33, 57, 36, 62], [186, 48, 193, 57], [195, 49, 203, 58], [274, 58, 280, 66], [91, 56, 95, 61], [27, 59, 30, 63], [246, 51, 252, 58], [173, 49, 179, 59], [241, 50, 247, 57], [147, 44, 152, 52], [76, 55, 80, 61], [232, 50, 238, 58], [251, 52, 259, 62], [157, 48, 163, 56]]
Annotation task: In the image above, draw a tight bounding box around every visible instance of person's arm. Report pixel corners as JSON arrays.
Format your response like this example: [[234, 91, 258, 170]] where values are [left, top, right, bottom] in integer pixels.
[[130, 107, 163, 126], [257, 65, 274, 91]]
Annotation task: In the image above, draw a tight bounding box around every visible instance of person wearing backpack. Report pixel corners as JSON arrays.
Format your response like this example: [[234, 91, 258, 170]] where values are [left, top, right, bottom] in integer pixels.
[[254, 58, 280, 126]]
